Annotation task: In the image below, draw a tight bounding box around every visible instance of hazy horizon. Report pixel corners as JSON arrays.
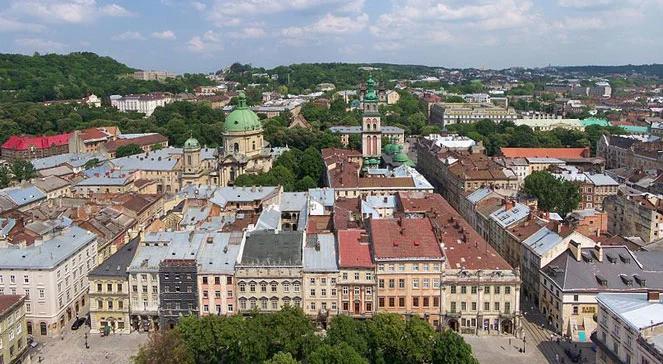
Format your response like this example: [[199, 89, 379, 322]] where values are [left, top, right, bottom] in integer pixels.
[[1, 0, 662, 73]]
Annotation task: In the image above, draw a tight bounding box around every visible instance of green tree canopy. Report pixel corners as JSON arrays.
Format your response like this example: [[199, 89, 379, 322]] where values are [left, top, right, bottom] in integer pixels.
[[115, 143, 144, 158], [523, 171, 580, 216]]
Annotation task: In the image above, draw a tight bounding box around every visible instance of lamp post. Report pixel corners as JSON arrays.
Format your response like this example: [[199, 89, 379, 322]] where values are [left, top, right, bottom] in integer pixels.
[[523, 333, 526, 353]]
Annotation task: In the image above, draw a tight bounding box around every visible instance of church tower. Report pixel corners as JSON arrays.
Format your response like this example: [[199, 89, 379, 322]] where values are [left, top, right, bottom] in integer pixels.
[[361, 76, 382, 164]]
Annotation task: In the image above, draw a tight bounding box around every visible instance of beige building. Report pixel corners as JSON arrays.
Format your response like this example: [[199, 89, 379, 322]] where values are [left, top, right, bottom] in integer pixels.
[[197, 233, 240, 316], [605, 192, 663, 243], [0, 295, 27, 364], [593, 292, 663, 364], [337, 229, 376, 317], [598, 135, 663, 170], [88, 238, 138, 334], [302, 234, 339, 320], [429, 102, 517, 128], [0, 226, 97, 337], [538, 245, 663, 340], [235, 230, 304, 312]]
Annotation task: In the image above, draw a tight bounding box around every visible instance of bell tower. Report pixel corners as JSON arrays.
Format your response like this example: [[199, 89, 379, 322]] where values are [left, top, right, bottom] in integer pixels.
[[361, 76, 382, 160]]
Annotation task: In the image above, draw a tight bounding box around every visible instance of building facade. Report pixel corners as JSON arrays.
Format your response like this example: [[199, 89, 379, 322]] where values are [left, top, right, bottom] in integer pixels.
[[158, 259, 198, 329], [0, 295, 27, 364]]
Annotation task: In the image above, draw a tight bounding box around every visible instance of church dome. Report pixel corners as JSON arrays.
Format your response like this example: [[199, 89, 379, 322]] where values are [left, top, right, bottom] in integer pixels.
[[183, 136, 200, 150], [394, 150, 410, 163], [383, 143, 398, 155], [364, 76, 378, 102], [224, 91, 262, 133]]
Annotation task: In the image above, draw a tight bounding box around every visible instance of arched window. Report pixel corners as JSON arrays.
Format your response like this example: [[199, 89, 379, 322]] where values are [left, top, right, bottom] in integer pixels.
[[40, 322, 47, 336], [249, 282, 256, 292], [233, 143, 239, 153]]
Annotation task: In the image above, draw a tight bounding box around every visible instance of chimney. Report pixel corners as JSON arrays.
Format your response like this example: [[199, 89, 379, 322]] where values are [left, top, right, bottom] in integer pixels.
[[594, 243, 603, 262], [647, 291, 661, 303]]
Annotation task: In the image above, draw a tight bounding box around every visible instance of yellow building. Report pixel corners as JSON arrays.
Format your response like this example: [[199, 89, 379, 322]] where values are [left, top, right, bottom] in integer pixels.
[[0, 295, 27, 364]]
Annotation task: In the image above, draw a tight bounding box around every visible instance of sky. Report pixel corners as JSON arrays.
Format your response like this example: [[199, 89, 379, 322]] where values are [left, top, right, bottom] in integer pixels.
[[1, 0, 662, 73]]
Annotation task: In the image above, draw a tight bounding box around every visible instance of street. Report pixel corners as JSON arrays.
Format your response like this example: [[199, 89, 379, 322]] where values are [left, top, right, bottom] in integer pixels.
[[466, 296, 595, 364], [28, 325, 148, 364]]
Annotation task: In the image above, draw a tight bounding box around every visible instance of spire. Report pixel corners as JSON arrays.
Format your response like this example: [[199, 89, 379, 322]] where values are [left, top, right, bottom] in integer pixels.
[[364, 74, 378, 102], [237, 91, 248, 109]]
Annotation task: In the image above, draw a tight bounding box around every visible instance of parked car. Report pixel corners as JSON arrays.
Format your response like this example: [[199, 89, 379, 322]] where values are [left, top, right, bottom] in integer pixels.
[[71, 317, 87, 330]]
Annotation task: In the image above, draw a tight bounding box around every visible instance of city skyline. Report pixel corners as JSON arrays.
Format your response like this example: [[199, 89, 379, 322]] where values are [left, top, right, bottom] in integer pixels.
[[0, 0, 662, 73]]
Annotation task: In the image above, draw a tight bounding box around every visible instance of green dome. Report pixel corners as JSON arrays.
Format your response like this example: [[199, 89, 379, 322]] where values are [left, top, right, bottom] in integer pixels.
[[394, 151, 410, 163], [183, 136, 200, 150], [224, 91, 262, 133], [364, 76, 378, 102], [383, 143, 398, 155]]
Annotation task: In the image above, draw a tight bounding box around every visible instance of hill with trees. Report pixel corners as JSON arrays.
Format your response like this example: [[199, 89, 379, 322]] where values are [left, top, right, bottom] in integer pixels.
[[0, 52, 212, 102], [133, 307, 478, 364]]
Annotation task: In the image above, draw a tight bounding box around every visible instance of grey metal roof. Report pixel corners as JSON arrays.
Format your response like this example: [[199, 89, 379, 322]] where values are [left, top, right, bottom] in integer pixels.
[[0, 225, 96, 270], [76, 171, 132, 186], [522, 226, 563, 256], [466, 188, 493, 204], [254, 205, 281, 231], [280, 192, 307, 212], [181, 206, 210, 226], [111, 148, 179, 171], [209, 186, 280, 208], [89, 237, 140, 277], [543, 247, 663, 292], [586, 173, 619, 186], [28, 176, 70, 192], [308, 188, 335, 207], [239, 230, 303, 267], [490, 203, 530, 228], [129, 231, 202, 272], [31, 153, 108, 170], [597, 293, 663, 331], [178, 184, 218, 200], [329, 125, 404, 134], [1, 186, 46, 206], [196, 232, 240, 274], [303, 233, 338, 272]]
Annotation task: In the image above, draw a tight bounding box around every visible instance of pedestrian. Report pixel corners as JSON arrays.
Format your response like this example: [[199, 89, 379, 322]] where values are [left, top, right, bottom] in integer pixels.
[[555, 353, 560, 363]]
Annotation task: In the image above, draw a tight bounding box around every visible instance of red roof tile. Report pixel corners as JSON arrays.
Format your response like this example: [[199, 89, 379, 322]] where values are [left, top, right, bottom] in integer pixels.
[[2, 133, 71, 151], [500, 147, 590, 159], [0, 295, 24, 315], [397, 192, 512, 270], [338, 229, 373, 268], [369, 217, 443, 260], [103, 134, 168, 153]]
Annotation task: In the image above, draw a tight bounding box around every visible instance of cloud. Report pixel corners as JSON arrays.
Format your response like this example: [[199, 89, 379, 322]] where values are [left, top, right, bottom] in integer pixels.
[[228, 27, 266, 39], [8, 0, 133, 24], [191, 1, 206, 11], [151, 30, 176, 40], [111, 31, 145, 40], [0, 15, 45, 32], [207, 0, 364, 25], [188, 30, 223, 52], [15, 37, 66, 53], [281, 12, 369, 41]]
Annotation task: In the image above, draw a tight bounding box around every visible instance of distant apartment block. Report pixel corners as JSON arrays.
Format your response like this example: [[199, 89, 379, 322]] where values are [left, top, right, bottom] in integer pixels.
[[132, 70, 176, 81], [429, 102, 517, 128], [110, 92, 174, 116]]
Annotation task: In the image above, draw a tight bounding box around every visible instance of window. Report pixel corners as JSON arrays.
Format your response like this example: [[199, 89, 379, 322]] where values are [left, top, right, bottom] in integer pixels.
[[412, 279, 419, 289], [399, 297, 405, 307], [379, 297, 385, 307], [97, 283, 102, 292], [293, 282, 300, 292], [117, 284, 122, 292], [343, 272, 348, 279], [423, 297, 429, 307], [203, 290, 209, 299], [572, 306, 579, 315], [388, 279, 395, 288], [412, 297, 419, 307], [365, 272, 372, 280], [107, 283, 113, 292], [260, 282, 267, 292], [343, 286, 349, 295], [494, 286, 500, 294], [494, 302, 500, 311], [38, 289, 45, 299], [484, 286, 490, 294], [321, 289, 327, 297], [239, 282, 246, 292], [354, 273, 360, 280], [461, 302, 467, 311], [573, 294, 578, 302], [118, 301, 123, 309], [215, 291, 221, 298], [321, 278, 327, 285], [484, 302, 490, 311], [10, 275, 15, 284], [471, 286, 477, 294], [398, 279, 405, 288], [283, 282, 290, 292], [505, 302, 511, 313], [23, 275, 29, 284], [378, 279, 384, 288], [433, 279, 440, 289], [423, 279, 430, 288], [310, 278, 316, 285], [202, 277, 208, 284], [310, 289, 316, 297], [108, 301, 113, 309], [250, 282, 256, 292], [354, 287, 360, 296], [389, 297, 395, 307], [461, 286, 467, 294], [450, 285, 456, 294], [472, 302, 477, 311], [433, 296, 439, 307], [450, 302, 457, 312], [505, 286, 511, 294], [227, 277, 232, 285]]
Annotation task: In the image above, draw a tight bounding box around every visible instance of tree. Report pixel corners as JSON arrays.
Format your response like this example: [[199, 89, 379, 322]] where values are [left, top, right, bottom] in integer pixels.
[[432, 330, 479, 364], [325, 315, 369, 358], [523, 171, 580, 216], [115, 143, 144, 158], [308, 343, 368, 364], [0, 166, 11, 188], [151, 143, 164, 151], [444, 95, 465, 103], [83, 158, 100, 170], [133, 329, 194, 364], [264, 352, 298, 364], [10, 160, 36, 182]]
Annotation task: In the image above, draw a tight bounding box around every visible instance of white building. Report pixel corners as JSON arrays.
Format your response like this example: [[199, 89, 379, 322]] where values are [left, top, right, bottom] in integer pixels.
[[594, 292, 663, 364], [0, 224, 97, 337], [110, 92, 174, 117]]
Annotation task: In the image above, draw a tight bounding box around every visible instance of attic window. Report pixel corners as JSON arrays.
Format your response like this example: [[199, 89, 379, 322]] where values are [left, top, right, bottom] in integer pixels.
[[606, 253, 617, 263], [619, 253, 631, 264], [595, 274, 608, 287], [581, 252, 593, 263], [619, 274, 633, 286], [633, 274, 646, 287]]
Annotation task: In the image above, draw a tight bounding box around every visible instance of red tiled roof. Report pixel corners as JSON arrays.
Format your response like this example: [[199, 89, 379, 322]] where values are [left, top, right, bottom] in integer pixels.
[[500, 147, 590, 159], [307, 215, 333, 234], [103, 134, 168, 153], [338, 229, 373, 268], [2, 133, 71, 151], [80, 127, 111, 142], [397, 192, 512, 270], [369, 217, 443, 260], [0, 295, 24, 315]]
